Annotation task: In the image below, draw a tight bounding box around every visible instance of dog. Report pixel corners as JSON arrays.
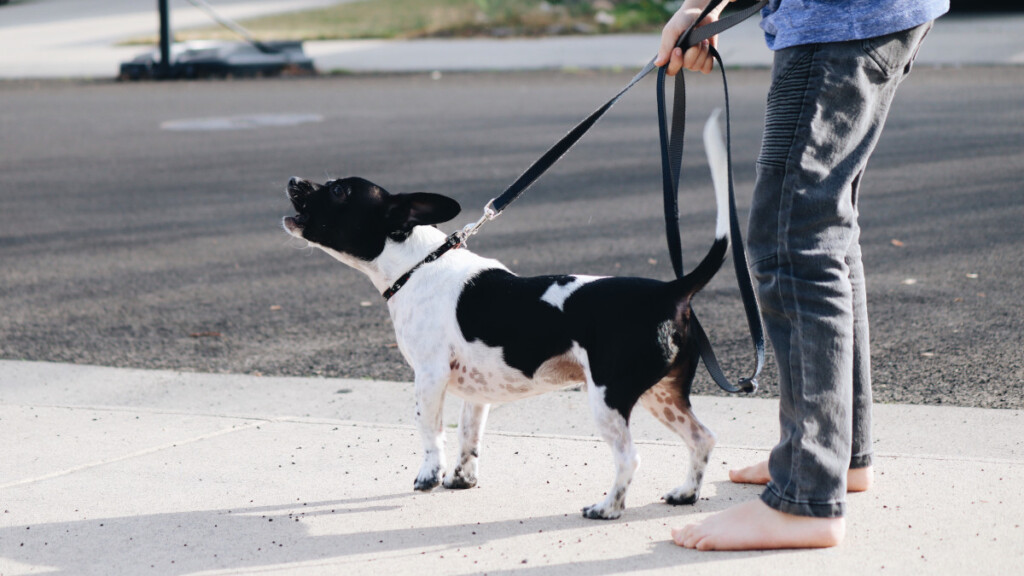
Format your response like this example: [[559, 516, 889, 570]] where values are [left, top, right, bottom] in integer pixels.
[[282, 112, 732, 520]]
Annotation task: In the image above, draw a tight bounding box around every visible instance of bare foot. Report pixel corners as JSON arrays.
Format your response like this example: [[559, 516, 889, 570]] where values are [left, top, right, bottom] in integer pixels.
[[671, 499, 845, 550], [847, 466, 873, 492], [730, 461, 874, 492]]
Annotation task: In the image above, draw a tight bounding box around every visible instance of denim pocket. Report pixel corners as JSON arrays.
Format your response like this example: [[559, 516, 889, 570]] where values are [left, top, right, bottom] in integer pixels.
[[861, 35, 900, 78], [864, 22, 934, 80], [861, 26, 921, 78]]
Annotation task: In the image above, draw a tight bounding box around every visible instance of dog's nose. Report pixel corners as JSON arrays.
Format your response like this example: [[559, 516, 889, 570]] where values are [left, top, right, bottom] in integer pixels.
[[289, 176, 304, 188]]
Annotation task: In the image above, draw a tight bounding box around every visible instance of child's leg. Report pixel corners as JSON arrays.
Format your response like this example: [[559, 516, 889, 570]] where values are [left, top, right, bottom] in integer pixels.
[[673, 22, 933, 550]]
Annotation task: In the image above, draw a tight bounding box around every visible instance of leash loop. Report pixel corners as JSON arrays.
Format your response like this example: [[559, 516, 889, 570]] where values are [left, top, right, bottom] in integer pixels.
[[656, 38, 765, 394]]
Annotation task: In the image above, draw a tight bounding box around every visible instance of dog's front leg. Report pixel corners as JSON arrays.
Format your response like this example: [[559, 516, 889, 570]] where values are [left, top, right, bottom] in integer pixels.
[[413, 371, 448, 491], [444, 401, 489, 489], [583, 379, 639, 520]]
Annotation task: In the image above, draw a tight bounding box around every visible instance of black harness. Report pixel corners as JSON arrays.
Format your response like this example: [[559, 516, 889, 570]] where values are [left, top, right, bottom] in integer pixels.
[[383, 0, 768, 394]]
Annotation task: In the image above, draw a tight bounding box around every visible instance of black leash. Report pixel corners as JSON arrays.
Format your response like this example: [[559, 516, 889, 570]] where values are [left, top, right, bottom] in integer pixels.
[[657, 43, 764, 394], [384, 0, 767, 394]]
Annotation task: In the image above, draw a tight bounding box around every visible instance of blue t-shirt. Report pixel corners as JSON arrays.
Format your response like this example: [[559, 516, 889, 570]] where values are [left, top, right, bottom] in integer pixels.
[[761, 0, 950, 50]]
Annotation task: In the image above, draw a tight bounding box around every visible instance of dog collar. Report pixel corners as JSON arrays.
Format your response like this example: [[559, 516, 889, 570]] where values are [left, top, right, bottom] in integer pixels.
[[382, 232, 463, 301], [382, 201, 499, 301]]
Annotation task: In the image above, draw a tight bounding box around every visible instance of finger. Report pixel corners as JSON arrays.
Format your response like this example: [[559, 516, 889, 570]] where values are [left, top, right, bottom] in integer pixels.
[[693, 40, 711, 73], [699, 42, 716, 74], [681, 44, 704, 72], [656, 21, 686, 66], [667, 47, 684, 76]]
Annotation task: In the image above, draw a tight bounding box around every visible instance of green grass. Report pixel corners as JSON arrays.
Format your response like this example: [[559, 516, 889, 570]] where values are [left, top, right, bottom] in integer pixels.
[[126, 0, 675, 44]]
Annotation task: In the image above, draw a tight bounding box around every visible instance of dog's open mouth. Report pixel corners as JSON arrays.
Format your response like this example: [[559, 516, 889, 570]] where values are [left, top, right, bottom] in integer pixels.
[[287, 177, 315, 208], [284, 176, 315, 235]]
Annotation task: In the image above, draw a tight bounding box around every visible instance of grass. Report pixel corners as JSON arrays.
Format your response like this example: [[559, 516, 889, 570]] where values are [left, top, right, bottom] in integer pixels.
[[125, 0, 678, 44]]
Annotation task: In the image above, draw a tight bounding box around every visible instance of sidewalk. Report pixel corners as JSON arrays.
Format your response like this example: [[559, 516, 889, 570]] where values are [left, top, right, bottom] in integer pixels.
[[1, 2, 1024, 79], [1, 359, 1022, 575]]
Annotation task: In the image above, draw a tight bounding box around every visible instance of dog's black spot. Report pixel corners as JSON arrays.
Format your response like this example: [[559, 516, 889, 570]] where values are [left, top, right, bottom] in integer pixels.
[[457, 269, 576, 379], [457, 269, 697, 420]]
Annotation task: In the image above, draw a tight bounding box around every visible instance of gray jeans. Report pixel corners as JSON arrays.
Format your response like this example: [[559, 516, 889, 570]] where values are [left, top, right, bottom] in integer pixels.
[[748, 22, 933, 518]]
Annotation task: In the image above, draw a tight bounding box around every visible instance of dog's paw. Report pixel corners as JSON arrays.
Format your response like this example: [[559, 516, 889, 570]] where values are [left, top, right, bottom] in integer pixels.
[[443, 467, 478, 490], [413, 467, 443, 492], [662, 480, 701, 505], [662, 490, 699, 506], [581, 503, 622, 520]]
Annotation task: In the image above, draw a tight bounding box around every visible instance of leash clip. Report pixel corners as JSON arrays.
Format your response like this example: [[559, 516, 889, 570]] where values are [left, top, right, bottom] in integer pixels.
[[457, 199, 499, 246]]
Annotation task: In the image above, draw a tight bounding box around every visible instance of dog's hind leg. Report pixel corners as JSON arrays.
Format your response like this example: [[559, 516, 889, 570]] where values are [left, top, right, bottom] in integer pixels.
[[413, 370, 448, 491], [444, 401, 489, 489], [582, 378, 640, 520], [639, 350, 716, 505]]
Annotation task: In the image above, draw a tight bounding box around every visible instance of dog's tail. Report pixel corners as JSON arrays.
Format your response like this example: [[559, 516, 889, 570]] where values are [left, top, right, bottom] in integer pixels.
[[672, 109, 731, 303]]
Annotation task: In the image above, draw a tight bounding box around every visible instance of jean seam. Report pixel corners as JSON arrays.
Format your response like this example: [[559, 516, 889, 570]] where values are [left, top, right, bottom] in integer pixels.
[[775, 42, 824, 502]]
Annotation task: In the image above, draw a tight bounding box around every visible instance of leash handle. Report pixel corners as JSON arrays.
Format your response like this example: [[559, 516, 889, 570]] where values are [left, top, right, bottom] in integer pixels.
[[656, 43, 765, 394]]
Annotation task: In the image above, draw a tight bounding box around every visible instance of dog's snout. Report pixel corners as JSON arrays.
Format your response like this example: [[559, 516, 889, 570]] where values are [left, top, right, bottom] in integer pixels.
[[287, 177, 314, 207]]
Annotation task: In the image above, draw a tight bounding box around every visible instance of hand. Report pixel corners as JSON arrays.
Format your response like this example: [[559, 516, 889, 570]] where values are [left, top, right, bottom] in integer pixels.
[[655, 0, 735, 76]]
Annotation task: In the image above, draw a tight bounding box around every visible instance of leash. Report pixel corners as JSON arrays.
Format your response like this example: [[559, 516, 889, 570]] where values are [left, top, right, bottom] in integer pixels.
[[384, 0, 767, 394], [657, 42, 765, 394]]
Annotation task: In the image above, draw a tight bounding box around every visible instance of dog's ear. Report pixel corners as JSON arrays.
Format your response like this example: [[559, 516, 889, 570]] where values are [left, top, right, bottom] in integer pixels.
[[385, 193, 462, 235]]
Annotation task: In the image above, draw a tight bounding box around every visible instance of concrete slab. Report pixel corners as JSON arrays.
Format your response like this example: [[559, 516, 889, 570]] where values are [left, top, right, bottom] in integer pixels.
[[3, 361, 1022, 460], [1, 405, 258, 489], [1, 360, 1022, 574], [2, 414, 1022, 575]]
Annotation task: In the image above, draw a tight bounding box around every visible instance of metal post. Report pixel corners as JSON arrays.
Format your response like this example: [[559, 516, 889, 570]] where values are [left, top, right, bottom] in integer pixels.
[[158, 0, 171, 78]]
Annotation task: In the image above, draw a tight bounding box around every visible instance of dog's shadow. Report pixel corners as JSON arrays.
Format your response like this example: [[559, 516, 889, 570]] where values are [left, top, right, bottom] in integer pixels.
[[3, 483, 781, 575]]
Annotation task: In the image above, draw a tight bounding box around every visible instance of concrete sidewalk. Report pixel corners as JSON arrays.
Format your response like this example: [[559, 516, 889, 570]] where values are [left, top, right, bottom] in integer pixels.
[[1, 359, 1022, 575], [1, 2, 1024, 79]]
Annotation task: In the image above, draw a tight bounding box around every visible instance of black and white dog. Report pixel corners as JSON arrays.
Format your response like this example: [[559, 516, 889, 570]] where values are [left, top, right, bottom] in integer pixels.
[[283, 112, 731, 520]]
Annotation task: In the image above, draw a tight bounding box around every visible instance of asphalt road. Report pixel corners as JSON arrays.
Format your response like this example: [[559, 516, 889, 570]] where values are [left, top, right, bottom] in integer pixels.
[[1, 67, 1021, 408]]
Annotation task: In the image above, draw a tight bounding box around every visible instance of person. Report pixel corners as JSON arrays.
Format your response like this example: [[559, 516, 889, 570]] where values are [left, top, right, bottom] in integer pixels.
[[654, 0, 949, 550]]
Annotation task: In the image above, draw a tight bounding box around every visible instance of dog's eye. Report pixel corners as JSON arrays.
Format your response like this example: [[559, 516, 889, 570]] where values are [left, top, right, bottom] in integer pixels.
[[330, 183, 348, 199]]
